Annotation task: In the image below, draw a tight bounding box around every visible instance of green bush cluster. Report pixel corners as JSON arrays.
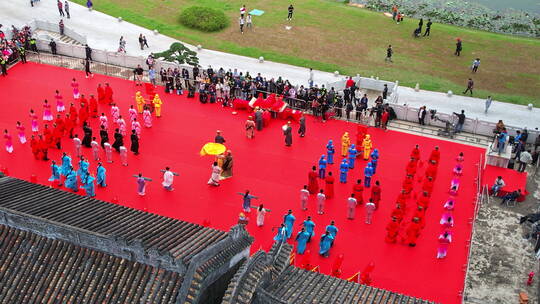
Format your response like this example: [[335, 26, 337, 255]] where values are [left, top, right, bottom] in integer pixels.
[[179, 6, 229, 32]]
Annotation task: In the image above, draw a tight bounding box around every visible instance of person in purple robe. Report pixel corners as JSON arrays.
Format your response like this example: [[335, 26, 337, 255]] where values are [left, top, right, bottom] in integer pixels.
[[134, 173, 152, 196]]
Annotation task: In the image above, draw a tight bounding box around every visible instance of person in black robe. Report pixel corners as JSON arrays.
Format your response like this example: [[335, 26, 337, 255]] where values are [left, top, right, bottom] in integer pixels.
[[130, 130, 139, 155], [298, 115, 306, 137], [283, 121, 292, 146], [81, 122, 92, 147], [99, 126, 109, 148], [112, 128, 123, 152]]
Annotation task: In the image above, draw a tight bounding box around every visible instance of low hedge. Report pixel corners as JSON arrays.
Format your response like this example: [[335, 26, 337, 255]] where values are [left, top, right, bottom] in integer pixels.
[[179, 6, 229, 32]]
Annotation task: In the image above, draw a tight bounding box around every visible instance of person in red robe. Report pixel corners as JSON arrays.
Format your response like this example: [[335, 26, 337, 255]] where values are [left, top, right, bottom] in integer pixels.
[[97, 83, 106, 104], [30, 135, 40, 159], [64, 113, 75, 138], [381, 110, 389, 130], [69, 103, 78, 123], [371, 181, 381, 209], [402, 176, 414, 195], [429, 146, 441, 164], [425, 160, 438, 180], [353, 179, 364, 205], [262, 109, 271, 127], [79, 100, 89, 125], [385, 217, 400, 243], [54, 114, 65, 136], [38, 134, 49, 160], [404, 217, 422, 246], [406, 158, 417, 177], [89, 94, 98, 118], [412, 206, 426, 229], [104, 82, 114, 105], [43, 124, 54, 148], [52, 123, 63, 149], [417, 191, 430, 210], [422, 176, 434, 194], [391, 204, 404, 222], [396, 189, 408, 205], [410, 144, 420, 160], [324, 172, 335, 199], [307, 166, 319, 194]]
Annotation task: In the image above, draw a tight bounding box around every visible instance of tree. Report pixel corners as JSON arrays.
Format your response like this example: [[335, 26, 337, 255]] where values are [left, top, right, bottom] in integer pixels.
[[154, 42, 199, 67]]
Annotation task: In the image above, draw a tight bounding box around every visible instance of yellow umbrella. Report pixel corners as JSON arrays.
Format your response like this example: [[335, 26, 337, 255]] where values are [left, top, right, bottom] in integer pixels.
[[200, 142, 227, 156]]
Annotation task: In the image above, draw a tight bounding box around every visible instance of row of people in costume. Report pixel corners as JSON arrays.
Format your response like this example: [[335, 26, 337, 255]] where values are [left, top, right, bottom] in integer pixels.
[[436, 152, 465, 259], [48, 152, 107, 197], [274, 213, 339, 258]]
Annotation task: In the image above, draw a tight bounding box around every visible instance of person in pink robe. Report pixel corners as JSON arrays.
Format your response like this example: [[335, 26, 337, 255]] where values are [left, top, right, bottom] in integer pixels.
[[29, 109, 39, 132], [4, 129, 14, 153], [117, 115, 127, 136], [111, 104, 120, 121], [128, 105, 137, 122], [16, 121, 26, 144], [43, 100, 53, 121], [437, 231, 452, 259], [440, 212, 454, 229], [131, 118, 141, 136], [55, 90, 65, 112], [143, 107, 152, 128], [71, 78, 80, 99]]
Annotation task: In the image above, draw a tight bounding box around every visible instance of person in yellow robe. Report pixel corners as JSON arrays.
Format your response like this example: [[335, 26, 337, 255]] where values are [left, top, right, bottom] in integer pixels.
[[152, 94, 163, 117], [362, 134, 372, 160], [341, 132, 351, 157], [135, 91, 145, 114]]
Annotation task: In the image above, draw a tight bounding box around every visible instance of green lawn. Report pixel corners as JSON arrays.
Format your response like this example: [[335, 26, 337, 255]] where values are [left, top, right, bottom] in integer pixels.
[[73, 0, 540, 106]]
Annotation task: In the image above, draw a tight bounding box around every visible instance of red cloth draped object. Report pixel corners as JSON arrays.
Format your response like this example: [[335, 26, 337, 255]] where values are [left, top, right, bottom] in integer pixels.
[[331, 254, 344, 278]]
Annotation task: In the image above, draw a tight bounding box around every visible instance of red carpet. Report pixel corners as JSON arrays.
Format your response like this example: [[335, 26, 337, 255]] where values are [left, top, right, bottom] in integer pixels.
[[483, 165, 528, 201], [0, 62, 486, 303]]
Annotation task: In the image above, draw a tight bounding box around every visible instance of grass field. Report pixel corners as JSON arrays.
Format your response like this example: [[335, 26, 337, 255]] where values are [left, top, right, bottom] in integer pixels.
[[72, 0, 540, 106]]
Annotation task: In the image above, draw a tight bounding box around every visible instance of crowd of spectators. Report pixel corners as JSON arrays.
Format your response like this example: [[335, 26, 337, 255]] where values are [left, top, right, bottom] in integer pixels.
[[150, 59, 396, 127], [0, 24, 35, 67]]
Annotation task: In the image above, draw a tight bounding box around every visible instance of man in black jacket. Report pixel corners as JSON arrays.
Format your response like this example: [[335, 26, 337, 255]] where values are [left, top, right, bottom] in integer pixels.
[[85, 44, 92, 60]]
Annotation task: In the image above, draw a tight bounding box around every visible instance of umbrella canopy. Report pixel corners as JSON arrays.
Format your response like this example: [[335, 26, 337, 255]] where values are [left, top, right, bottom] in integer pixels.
[[200, 142, 227, 156]]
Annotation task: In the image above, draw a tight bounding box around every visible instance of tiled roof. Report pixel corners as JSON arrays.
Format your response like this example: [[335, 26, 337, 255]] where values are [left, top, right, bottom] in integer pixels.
[[0, 224, 184, 303], [0, 177, 227, 264]]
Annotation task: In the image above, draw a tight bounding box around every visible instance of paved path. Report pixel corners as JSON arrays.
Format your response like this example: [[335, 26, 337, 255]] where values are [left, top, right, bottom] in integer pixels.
[[3, 1, 538, 129]]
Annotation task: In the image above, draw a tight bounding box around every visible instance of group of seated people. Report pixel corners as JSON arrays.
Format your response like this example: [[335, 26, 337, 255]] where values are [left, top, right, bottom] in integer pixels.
[[491, 175, 522, 205]]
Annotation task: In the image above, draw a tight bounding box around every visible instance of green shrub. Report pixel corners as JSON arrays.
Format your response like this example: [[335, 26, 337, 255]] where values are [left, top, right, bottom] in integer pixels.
[[179, 6, 229, 32]]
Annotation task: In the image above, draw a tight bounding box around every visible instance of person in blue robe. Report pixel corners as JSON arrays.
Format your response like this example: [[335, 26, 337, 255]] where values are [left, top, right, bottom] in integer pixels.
[[273, 223, 287, 243], [348, 144, 358, 169], [318, 155, 327, 179], [77, 157, 89, 183], [65, 166, 78, 192], [326, 140, 335, 164], [81, 174, 96, 197], [303, 216, 316, 242], [60, 152, 72, 177], [284, 209, 296, 239], [296, 227, 310, 254], [237, 190, 258, 212], [370, 149, 379, 174], [48, 160, 62, 185], [96, 162, 107, 187], [319, 231, 334, 257], [364, 162, 374, 187], [325, 220, 339, 246], [339, 159, 349, 183]]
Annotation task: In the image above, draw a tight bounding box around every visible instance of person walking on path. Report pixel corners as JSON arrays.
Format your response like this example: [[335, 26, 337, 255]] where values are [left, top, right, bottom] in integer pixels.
[[484, 96, 492, 114], [57, 0, 65, 17], [385, 45, 393, 63], [423, 19, 432, 36], [246, 14, 253, 29], [287, 4, 294, 20], [59, 19, 65, 35], [64, 1, 70, 19], [455, 38, 462, 56], [308, 68, 314, 87], [239, 17, 245, 34], [463, 78, 474, 96]]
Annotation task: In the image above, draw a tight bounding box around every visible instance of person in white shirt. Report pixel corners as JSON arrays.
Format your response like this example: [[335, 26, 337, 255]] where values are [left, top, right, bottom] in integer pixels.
[[518, 150, 533, 173], [240, 5, 246, 17], [365, 199, 376, 224], [317, 189, 326, 214], [347, 194, 358, 219], [162, 166, 174, 191], [491, 176, 505, 196], [300, 185, 309, 210], [73, 134, 82, 158], [246, 14, 252, 29], [239, 17, 245, 34]]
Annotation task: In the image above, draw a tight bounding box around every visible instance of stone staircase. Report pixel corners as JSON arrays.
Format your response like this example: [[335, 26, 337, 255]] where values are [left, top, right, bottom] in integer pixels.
[[34, 29, 83, 45]]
